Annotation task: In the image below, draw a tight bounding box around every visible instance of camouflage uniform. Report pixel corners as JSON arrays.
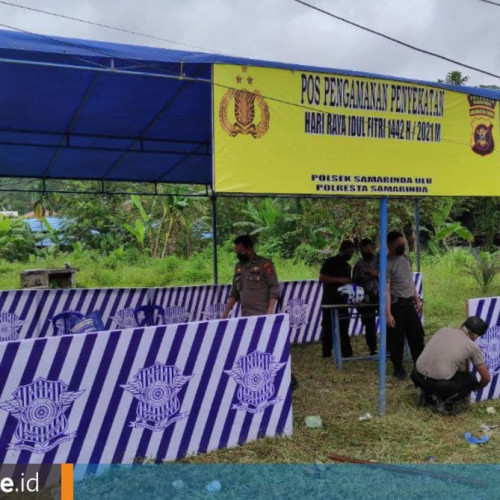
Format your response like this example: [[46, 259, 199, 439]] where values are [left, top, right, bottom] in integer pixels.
[[353, 254, 379, 354], [229, 255, 280, 317]]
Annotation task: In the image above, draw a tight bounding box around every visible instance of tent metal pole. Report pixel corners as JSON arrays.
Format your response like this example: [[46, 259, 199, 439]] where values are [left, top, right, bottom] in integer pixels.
[[378, 196, 388, 416], [414, 198, 421, 272], [0, 57, 213, 83], [211, 195, 218, 285]]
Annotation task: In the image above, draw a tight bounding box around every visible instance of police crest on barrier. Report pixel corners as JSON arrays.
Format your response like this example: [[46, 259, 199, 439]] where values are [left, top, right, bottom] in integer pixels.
[[122, 363, 192, 431], [477, 325, 500, 374], [0, 378, 83, 453], [225, 350, 286, 413]]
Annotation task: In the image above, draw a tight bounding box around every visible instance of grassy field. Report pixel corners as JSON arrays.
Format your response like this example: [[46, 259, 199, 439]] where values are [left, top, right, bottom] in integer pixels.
[[1, 248, 500, 466]]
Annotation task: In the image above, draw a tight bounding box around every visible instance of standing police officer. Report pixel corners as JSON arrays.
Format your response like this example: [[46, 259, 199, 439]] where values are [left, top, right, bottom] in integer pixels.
[[386, 230, 425, 379], [222, 234, 280, 318]]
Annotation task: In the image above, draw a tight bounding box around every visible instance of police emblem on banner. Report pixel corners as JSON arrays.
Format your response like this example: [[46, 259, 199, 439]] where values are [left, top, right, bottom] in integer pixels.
[[219, 66, 270, 138], [0, 378, 83, 453], [468, 95, 496, 156], [225, 350, 286, 413], [122, 363, 192, 431], [477, 326, 500, 373], [0, 312, 24, 341]]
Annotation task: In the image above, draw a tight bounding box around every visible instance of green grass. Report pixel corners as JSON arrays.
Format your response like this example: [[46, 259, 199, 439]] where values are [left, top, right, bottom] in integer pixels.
[[0, 249, 317, 290]]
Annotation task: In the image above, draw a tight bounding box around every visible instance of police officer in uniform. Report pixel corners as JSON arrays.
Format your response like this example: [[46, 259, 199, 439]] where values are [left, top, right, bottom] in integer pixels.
[[223, 235, 280, 318], [411, 316, 491, 414], [223, 235, 299, 391], [386, 230, 425, 379]]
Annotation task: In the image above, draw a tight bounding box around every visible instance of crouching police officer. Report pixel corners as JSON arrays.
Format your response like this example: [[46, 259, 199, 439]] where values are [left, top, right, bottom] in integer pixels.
[[411, 316, 491, 415]]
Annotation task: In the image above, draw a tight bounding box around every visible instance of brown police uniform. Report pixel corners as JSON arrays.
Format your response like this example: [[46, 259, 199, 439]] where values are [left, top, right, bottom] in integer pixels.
[[229, 255, 280, 317]]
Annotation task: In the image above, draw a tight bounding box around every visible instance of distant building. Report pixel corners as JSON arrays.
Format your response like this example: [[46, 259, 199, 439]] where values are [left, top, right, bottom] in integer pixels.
[[23, 217, 66, 248]]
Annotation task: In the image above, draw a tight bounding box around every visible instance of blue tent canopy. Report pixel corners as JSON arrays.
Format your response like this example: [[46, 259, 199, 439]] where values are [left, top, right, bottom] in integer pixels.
[[0, 29, 498, 186]]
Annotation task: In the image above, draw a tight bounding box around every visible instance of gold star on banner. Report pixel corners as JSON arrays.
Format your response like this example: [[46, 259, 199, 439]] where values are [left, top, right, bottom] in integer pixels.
[[247, 76, 253, 85], [241, 65, 248, 73], [236, 75, 242, 84]]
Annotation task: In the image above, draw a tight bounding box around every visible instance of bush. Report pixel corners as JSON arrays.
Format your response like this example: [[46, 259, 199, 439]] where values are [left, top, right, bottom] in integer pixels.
[[294, 243, 327, 266], [462, 250, 500, 293]]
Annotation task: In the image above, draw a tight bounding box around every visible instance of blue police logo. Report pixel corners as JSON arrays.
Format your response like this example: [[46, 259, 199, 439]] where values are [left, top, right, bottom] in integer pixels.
[[225, 351, 286, 413], [0, 378, 83, 453], [122, 363, 192, 431], [285, 298, 309, 329], [0, 312, 24, 342], [477, 326, 500, 374]]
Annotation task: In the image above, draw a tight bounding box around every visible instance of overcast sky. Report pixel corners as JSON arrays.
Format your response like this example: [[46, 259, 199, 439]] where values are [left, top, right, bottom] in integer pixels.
[[0, 0, 499, 87]]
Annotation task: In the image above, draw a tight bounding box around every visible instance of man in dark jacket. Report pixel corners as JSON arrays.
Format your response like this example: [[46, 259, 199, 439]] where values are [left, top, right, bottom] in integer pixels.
[[319, 240, 355, 358]]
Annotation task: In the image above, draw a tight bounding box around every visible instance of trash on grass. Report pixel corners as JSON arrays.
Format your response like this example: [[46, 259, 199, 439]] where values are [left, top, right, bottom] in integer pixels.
[[358, 412, 372, 421], [206, 480, 221, 493], [305, 415, 323, 428], [302, 466, 317, 476], [480, 424, 498, 433], [172, 479, 186, 491], [464, 432, 489, 445], [315, 461, 326, 472], [486, 407, 497, 415]]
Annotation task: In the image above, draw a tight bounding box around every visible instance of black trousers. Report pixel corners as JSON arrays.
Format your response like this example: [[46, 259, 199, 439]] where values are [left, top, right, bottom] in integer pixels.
[[322, 306, 352, 357], [387, 297, 424, 372], [411, 369, 479, 402], [357, 299, 378, 353]]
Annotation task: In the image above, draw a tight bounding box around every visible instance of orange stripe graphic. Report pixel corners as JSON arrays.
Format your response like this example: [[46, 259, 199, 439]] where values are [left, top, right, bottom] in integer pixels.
[[61, 463, 74, 500]]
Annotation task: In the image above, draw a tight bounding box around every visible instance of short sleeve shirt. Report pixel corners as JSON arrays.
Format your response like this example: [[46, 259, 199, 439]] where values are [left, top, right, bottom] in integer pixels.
[[229, 255, 280, 317], [386, 254, 414, 299], [320, 254, 351, 305], [416, 327, 486, 380]]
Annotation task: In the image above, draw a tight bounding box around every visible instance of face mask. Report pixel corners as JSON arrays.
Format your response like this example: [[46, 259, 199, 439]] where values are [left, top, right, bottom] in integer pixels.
[[237, 253, 249, 263], [395, 245, 405, 256], [361, 252, 374, 260]]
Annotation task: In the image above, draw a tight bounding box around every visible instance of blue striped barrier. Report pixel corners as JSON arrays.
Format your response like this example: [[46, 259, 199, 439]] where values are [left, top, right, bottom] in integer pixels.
[[0, 314, 292, 464], [467, 296, 500, 402], [0, 274, 423, 345]]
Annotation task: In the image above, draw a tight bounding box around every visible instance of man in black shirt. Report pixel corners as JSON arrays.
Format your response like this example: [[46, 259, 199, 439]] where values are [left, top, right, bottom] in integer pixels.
[[319, 240, 355, 358]]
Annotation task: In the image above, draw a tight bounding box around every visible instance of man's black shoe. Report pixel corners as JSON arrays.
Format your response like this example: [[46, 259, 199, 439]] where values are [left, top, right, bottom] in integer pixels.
[[291, 373, 299, 391], [393, 369, 407, 380]]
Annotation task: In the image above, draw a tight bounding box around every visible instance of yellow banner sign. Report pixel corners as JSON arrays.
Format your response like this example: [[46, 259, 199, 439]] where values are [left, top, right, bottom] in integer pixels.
[[213, 64, 500, 196]]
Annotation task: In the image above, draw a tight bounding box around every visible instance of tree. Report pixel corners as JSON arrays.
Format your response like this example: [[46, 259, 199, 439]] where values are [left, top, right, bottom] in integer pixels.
[[437, 71, 469, 86]]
